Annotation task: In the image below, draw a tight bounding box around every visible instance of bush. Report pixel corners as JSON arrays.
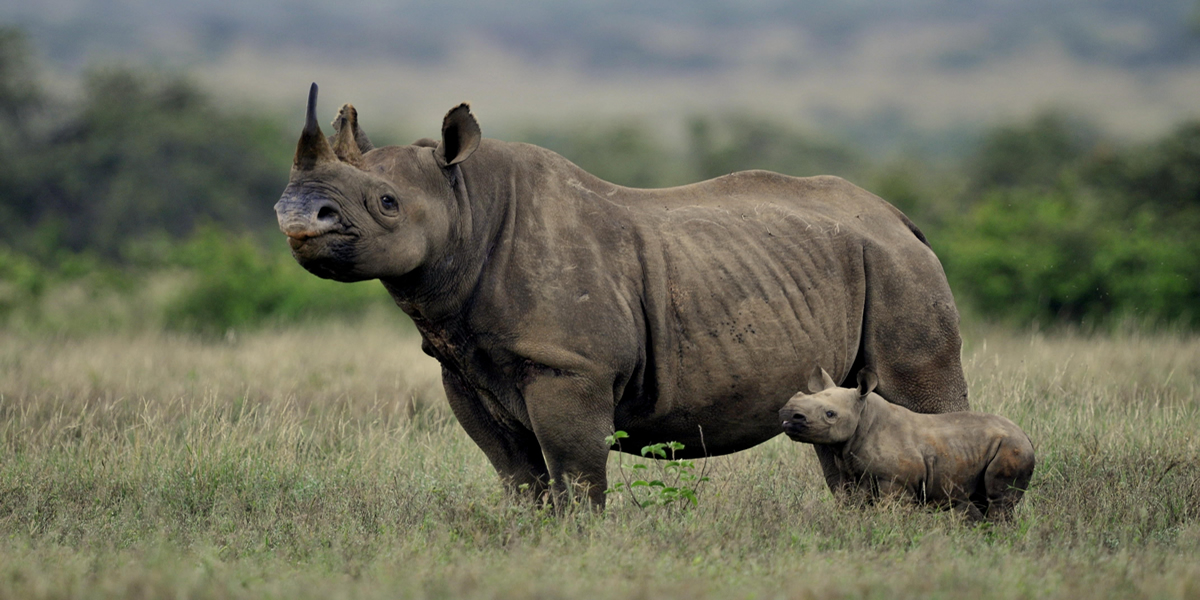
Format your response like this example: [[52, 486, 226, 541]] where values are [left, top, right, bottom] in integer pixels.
[[0, 247, 45, 322], [0, 51, 290, 259], [939, 129, 1200, 329], [687, 114, 862, 180], [162, 229, 395, 334]]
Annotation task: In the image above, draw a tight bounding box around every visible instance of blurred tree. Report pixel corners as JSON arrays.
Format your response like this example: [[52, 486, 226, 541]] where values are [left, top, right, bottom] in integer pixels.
[[163, 227, 391, 333], [0, 28, 46, 249], [520, 121, 687, 188], [0, 27, 41, 137], [687, 115, 861, 181], [1116, 122, 1200, 215], [939, 114, 1200, 328], [939, 185, 1108, 325], [964, 111, 1100, 195], [0, 60, 289, 260]]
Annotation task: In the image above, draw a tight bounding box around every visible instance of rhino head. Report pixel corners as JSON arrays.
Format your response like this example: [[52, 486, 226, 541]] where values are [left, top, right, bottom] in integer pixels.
[[779, 368, 878, 444], [274, 83, 481, 283]]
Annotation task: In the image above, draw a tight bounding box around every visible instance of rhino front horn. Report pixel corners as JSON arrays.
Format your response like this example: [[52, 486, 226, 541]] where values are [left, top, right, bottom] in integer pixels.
[[293, 83, 337, 171]]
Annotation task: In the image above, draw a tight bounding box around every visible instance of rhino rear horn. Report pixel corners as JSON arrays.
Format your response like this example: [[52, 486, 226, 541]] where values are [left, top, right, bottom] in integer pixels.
[[332, 103, 364, 167], [294, 83, 337, 170], [436, 103, 481, 167], [332, 102, 374, 156]]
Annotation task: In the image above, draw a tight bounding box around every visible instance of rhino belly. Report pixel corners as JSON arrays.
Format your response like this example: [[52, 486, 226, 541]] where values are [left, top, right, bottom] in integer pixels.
[[621, 210, 867, 455]]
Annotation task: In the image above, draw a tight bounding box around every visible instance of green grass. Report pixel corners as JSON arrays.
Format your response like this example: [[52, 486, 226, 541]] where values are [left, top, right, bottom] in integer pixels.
[[1, 320, 1198, 598]]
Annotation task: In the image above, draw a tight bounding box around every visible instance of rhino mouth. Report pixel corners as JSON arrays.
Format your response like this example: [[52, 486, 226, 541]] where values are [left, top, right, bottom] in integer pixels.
[[287, 232, 363, 282], [781, 420, 811, 442], [287, 230, 344, 249]]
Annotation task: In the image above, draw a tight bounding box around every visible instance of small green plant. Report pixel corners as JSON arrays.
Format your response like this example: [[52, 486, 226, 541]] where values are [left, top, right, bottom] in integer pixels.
[[604, 430, 710, 509]]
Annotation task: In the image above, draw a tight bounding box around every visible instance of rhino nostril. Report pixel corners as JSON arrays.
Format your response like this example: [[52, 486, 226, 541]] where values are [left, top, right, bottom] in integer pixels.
[[793, 413, 805, 422], [316, 204, 338, 222]]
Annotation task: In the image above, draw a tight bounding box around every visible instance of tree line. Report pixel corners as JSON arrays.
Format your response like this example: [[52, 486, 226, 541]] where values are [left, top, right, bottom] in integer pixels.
[[0, 27, 1197, 332]]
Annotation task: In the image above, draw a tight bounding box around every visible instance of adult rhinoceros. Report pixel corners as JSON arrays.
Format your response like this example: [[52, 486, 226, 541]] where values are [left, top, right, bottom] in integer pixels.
[[275, 84, 968, 506]]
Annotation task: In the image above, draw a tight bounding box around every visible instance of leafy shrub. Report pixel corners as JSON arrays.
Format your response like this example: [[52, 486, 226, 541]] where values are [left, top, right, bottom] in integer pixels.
[[0, 49, 289, 259], [0, 246, 45, 321], [604, 430, 710, 510], [162, 229, 394, 333], [939, 173, 1200, 328]]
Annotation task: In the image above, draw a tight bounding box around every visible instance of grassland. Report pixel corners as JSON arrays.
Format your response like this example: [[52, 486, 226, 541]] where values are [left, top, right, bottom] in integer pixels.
[[1, 320, 1198, 599]]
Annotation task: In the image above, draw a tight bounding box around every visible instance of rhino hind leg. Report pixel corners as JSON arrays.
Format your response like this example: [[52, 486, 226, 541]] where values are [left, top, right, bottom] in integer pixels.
[[857, 245, 969, 415]]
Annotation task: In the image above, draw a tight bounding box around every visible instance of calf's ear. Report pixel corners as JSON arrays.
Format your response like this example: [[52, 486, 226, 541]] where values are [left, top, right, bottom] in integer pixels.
[[856, 370, 878, 398], [436, 103, 482, 167]]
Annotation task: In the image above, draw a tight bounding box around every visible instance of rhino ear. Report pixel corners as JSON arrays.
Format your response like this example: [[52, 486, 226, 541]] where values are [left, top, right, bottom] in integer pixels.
[[331, 103, 365, 167], [856, 370, 878, 399], [436, 103, 481, 167], [294, 83, 338, 170], [808, 367, 837, 393]]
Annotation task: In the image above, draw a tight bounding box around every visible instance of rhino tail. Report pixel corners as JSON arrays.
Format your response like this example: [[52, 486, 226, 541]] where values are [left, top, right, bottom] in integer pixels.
[[899, 212, 930, 248], [879, 200, 931, 249]]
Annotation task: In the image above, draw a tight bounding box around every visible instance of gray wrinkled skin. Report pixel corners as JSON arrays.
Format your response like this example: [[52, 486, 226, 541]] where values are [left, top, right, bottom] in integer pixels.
[[780, 369, 1035, 521], [275, 84, 969, 507]]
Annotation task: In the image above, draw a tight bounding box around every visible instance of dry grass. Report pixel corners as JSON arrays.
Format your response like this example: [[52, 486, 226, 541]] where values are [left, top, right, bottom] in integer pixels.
[[1, 320, 1199, 599]]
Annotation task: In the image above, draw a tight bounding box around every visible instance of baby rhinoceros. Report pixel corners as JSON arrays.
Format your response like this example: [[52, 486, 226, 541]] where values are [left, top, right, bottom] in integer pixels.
[[780, 368, 1035, 521]]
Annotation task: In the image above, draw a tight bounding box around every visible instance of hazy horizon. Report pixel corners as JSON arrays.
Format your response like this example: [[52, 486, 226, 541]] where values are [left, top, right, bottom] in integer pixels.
[[5, 0, 1200, 152]]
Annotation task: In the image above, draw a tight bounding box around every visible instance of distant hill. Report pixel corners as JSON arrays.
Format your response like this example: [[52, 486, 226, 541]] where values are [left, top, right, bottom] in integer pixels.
[[4, 0, 1200, 149], [6, 0, 1198, 71]]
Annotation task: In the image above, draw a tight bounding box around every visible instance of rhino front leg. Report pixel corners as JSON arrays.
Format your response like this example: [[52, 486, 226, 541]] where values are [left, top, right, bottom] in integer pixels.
[[522, 373, 614, 509], [441, 369, 550, 501], [812, 445, 852, 498]]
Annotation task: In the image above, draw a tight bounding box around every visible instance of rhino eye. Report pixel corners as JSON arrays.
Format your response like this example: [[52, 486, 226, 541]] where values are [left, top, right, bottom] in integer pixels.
[[380, 194, 398, 210], [825, 410, 836, 419]]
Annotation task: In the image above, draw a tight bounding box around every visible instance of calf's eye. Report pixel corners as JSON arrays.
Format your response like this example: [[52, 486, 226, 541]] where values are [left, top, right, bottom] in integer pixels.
[[825, 410, 837, 419], [380, 194, 398, 210]]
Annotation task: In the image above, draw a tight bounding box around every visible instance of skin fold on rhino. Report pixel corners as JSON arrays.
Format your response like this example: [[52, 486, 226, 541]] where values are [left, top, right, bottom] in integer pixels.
[[275, 84, 970, 507]]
